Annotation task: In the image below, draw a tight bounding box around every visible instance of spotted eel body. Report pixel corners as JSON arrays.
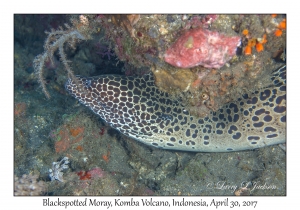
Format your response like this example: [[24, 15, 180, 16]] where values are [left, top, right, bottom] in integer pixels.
[[65, 65, 286, 152]]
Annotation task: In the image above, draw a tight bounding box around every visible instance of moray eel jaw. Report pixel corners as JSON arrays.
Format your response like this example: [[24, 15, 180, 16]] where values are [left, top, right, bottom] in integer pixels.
[[65, 66, 286, 152]]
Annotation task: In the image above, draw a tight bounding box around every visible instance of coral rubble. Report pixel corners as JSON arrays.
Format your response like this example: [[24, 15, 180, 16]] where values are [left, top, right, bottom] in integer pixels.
[[14, 174, 46, 196]]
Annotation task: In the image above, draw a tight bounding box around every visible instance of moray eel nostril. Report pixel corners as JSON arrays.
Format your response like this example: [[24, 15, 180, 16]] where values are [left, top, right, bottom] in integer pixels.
[[65, 65, 286, 152]]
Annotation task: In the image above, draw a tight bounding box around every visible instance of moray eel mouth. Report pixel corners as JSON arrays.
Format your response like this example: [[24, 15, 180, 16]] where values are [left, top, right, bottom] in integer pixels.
[[65, 65, 286, 152]]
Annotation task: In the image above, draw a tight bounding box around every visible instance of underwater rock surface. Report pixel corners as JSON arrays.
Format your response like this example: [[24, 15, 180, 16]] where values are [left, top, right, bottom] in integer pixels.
[[164, 28, 241, 69]]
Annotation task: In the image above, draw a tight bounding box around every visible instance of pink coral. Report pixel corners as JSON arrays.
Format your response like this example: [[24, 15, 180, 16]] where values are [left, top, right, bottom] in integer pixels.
[[88, 167, 106, 179], [164, 28, 241, 69]]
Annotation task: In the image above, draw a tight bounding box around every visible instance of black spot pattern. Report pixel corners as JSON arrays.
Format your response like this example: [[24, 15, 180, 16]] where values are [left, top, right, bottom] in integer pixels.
[[65, 65, 286, 152], [264, 127, 277, 132], [247, 97, 258, 105], [263, 115, 272, 122], [274, 106, 286, 113], [267, 134, 278, 138], [232, 132, 242, 140], [248, 136, 260, 140], [260, 89, 271, 101], [253, 122, 264, 127], [216, 130, 223, 135]]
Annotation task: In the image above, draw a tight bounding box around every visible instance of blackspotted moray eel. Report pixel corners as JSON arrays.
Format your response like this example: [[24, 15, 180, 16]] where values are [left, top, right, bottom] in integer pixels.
[[65, 65, 286, 152]]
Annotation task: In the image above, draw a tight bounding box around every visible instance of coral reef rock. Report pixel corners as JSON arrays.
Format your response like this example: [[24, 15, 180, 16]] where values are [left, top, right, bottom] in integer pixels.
[[153, 68, 196, 93], [164, 28, 241, 69], [14, 174, 46, 196]]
